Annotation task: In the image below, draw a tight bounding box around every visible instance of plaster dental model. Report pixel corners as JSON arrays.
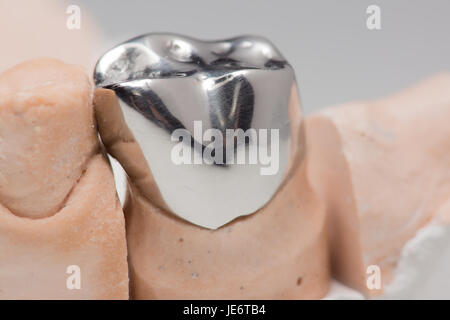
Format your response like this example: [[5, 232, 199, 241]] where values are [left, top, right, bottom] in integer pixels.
[[306, 74, 450, 296], [1, 31, 448, 300], [0, 59, 129, 299], [94, 33, 330, 299]]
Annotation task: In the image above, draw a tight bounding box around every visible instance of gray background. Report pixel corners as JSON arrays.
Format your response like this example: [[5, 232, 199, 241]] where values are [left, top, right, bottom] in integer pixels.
[[72, 0, 450, 114]]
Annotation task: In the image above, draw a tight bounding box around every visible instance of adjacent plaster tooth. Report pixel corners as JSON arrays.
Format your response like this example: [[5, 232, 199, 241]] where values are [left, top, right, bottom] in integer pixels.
[[0, 59, 129, 299], [94, 33, 303, 229], [306, 74, 450, 296], [0, 58, 97, 218]]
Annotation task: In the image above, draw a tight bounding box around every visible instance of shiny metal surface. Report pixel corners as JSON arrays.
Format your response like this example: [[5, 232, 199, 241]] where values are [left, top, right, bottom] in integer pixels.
[[94, 33, 302, 229]]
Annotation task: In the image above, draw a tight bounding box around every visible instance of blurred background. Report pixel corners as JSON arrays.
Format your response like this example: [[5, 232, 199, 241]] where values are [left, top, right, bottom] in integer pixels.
[[1, 0, 449, 113]]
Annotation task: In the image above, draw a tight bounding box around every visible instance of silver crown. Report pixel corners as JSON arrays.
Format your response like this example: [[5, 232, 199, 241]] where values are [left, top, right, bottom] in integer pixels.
[[94, 33, 304, 229]]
